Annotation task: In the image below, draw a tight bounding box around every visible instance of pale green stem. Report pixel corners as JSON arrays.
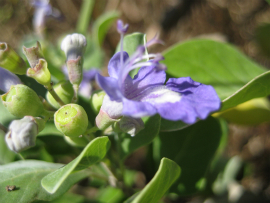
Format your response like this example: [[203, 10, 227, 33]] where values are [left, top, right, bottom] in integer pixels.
[[76, 0, 95, 34], [18, 153, 25, 160], [45, 82, 65, 106], [100, 162, 117, 187], [115, 133, 125, 182], [0, 123, 7, 133], [71, 84, 79, 103]]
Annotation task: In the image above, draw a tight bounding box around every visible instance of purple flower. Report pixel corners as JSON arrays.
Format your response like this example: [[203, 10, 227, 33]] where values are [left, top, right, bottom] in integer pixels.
[[95, 20, 221, 133], [0, 67, 22, 93], [32, 0, 60, 36]]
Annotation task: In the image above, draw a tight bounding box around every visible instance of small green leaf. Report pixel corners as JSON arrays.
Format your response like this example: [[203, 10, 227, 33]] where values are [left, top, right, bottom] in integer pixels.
[[221, 71, 270, 111], [120, 115, 160, 160], [41, 136, 110, 194], [132, 158, 181, 203], [153, 117, 222, 195], [93, 11, 120, 47], [0, 160, 90, 203], [0, 130, 16, 165], [163, 39, 266, 101]]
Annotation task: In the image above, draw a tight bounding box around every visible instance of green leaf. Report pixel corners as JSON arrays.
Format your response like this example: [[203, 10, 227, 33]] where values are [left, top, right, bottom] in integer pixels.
[[153, 117, 222, 195], [116, 32, 147, 77], [41, 136, 111, 194], [266, 0, 270, 5], [93, 11, 120, 47], [120, 115, 160, 160], [0, 98, 16, 127], [132, 158, 181, 203], [163, 39, 266, 101], [221, 71, 270, 111], [0, 160, 90, 203], [96, 187, 125, 203], [160, 118, 189, 132], [217, 97, 270, 125], [0, 130, 16, 165], [116, 32, 147, 56]]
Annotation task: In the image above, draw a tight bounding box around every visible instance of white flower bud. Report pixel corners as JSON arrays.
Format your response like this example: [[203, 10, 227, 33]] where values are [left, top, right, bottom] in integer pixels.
[[61, 33, 87, 60], [5, 116, 38, 153]]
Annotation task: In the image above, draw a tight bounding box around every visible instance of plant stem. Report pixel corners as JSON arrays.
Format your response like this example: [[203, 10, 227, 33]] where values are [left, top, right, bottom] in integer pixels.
[[100, 162, 117, 187], [45, 82, 65, 107], [0, 123, 7, 133], [18, 153, 25, 160], [76, 0, 95, 34], [115, 133, 125, 182]]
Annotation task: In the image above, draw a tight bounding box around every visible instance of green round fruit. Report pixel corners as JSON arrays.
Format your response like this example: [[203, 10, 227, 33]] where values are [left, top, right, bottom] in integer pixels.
[[46, 80, 74, 109], [54, 104, 88, 137], [1, 84, 44, 118]]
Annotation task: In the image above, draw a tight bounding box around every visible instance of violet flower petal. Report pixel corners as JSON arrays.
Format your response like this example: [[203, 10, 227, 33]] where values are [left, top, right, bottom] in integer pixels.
[[122, 98, 157, 118], [96, 73, 123, 101], [125, 64, 167, 99], [153, 77, 221, 123], [0, 67, 22, 92], [108, 51, 129, 79]]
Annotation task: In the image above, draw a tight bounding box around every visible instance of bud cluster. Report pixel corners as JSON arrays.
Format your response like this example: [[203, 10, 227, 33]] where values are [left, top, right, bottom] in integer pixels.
[[0, 33, 93, 153]]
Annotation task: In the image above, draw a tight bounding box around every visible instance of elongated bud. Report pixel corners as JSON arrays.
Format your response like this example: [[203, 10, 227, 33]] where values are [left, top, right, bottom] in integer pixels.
[[22, 41, 44, 68], [0, 42, 28, 75], [54, 104, 88, 137], [1, 84, 44, 117], [117, 20, 129, 34], [61, 34, 86, 85], [61, 33, 87, 61], [61, 33, 87, 102], [46, 80, 74, 109], [27, 59, 51, 86], [90, 90, 106, 114], [5, 116, 45, 153]]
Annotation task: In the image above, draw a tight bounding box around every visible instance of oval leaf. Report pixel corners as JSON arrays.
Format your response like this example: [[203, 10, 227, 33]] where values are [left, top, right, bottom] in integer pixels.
[[153, 116, 222, 195], [221, 70, 270, 111], [132, 158, 181, 203], [0, 160, 90, 203], [41, 136, 111, 194]]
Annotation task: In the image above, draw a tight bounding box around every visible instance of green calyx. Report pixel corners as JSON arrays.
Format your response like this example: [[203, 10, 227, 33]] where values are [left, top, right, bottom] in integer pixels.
[[0, 42, 28, 75], [1, 84, 44, 118], [27, 59, 51, 86], [54, 104, 88, 137], [46, 81, 74, 109]]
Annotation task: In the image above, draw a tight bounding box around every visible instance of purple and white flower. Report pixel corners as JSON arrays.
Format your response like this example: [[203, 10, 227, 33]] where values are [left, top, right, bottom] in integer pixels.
[[95, 20, 221, 134]]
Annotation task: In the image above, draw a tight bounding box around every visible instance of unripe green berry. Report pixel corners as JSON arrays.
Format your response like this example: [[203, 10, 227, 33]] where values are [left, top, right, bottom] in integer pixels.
[[54, 104, 88, 137], [1, 84, 44, 118], [46, 81, 74, 109]]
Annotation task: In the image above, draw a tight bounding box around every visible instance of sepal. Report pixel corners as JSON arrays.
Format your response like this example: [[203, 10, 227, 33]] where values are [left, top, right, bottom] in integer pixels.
[[0, 42, 28, 75], [27, 59, 51, 86]]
